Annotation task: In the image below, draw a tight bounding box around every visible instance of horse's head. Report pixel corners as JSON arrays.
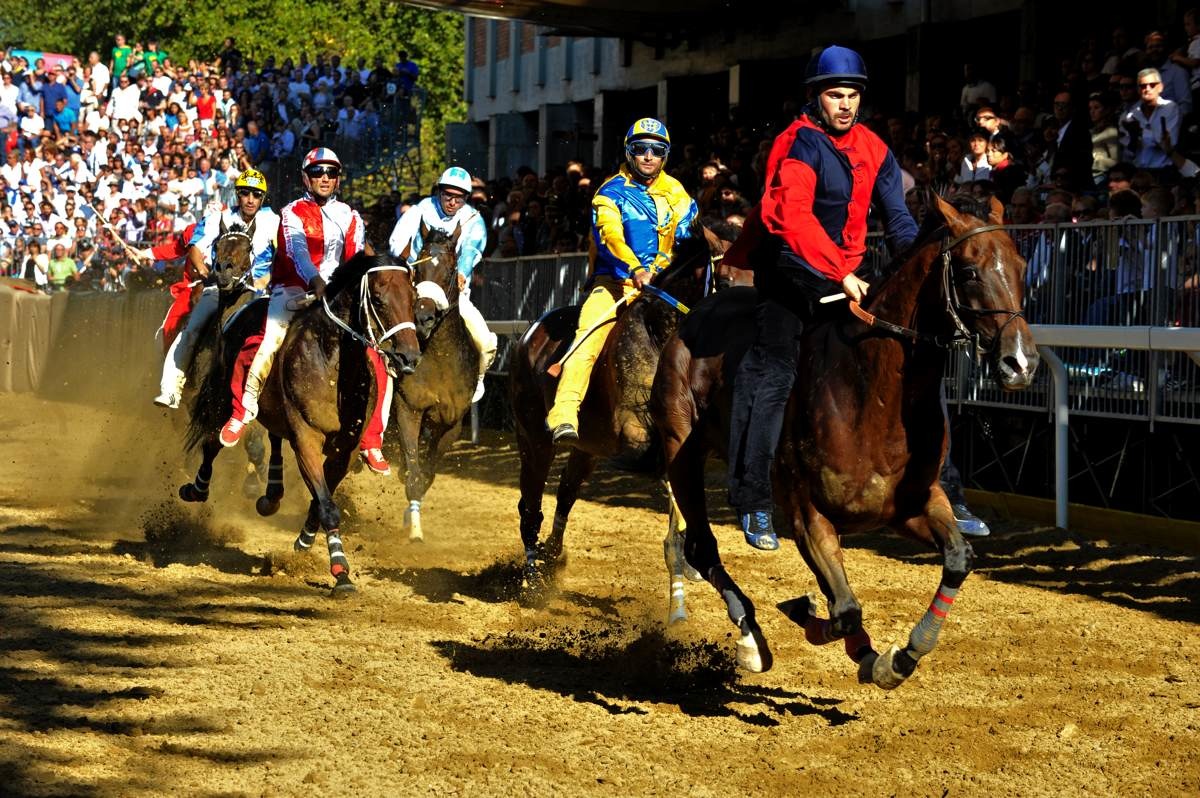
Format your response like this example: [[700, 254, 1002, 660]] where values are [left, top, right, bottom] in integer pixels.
[[702, 222, 753, 290], [323, 253, 423, 375], [653, 222, 729, 305], [213, 217, 255, 293], [932, 195, 1039, 389], [404, 221, 461, 340], [365, 257, 423, 375]]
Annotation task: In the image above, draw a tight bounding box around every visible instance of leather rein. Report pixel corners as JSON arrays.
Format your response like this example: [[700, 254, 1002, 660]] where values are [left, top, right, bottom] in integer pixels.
[[847, 223, 1025, 361]]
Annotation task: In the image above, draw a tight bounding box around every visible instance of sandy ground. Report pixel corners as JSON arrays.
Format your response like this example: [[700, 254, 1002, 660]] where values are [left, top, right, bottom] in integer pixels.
[[0, 392, 1198, 797]]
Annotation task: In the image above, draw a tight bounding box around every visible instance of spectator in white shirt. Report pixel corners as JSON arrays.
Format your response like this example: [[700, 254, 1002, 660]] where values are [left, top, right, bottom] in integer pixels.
[[108, 74, 141, 121], [87, 52, 110, 99], [0, 73, 19, 125], [960, 63, 997, 117]]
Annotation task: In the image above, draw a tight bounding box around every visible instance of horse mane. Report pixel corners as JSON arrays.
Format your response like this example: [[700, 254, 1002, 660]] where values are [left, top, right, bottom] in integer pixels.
[[865, 193, 992, 299], [323, 252, 395, 303]]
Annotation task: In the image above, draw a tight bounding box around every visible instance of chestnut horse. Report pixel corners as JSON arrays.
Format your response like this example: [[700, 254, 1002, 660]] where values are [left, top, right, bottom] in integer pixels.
[[651, 196, 1038, 688], [182, 253, 422, 593], [387, 224, 478, 541], [511, 224, 736, 612]]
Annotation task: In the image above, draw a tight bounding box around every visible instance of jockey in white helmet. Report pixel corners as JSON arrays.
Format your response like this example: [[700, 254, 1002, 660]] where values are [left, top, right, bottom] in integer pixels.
[[387, 165, 495, 402]]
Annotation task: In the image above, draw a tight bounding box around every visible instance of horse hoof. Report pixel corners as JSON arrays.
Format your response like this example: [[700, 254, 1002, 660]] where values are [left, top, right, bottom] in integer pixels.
[[871, 644, 909, 690], [666, 606, 688, 626], [408, 530, 425, 543], [736, 626, 773, 673], [331, 578, 357, 597], [256, 496, 280, 517], [178, 484, 208, 503]]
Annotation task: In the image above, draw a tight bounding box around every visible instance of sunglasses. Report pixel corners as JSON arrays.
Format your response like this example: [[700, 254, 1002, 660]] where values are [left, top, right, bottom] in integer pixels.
[[627, 141, 668, 158], [236, 188, 264, 198], [305, 165, 340, 178], [439, 190, 467, 204], [1139, 81, 1161, 88]]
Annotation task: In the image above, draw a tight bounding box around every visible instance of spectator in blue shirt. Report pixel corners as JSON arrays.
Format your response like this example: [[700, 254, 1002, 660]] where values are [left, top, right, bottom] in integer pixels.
[[49, 98, 77, 137], [40, 69, 67, 118]]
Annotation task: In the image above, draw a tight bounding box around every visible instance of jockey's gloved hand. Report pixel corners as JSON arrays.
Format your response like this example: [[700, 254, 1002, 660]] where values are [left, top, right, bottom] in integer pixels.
[[309, 274, 327, 300]]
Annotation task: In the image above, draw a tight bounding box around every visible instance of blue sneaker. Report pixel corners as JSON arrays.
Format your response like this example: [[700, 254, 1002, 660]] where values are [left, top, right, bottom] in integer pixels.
[[740, 511, 780, 551], [951, 503, 990, 537]]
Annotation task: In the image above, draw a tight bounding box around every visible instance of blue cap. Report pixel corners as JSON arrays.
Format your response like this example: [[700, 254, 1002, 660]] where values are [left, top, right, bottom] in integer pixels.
[[805, 45, 869, 88]]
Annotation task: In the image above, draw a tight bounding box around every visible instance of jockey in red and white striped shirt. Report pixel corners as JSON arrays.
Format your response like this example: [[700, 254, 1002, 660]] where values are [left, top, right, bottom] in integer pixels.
[[218, 148, 393, 476]]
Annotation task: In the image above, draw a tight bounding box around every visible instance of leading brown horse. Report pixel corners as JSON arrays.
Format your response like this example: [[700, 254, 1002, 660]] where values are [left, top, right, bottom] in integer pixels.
[[182, 253, 422, 593], [511, 224, 737, 612], [651, 195, 1038, 688]]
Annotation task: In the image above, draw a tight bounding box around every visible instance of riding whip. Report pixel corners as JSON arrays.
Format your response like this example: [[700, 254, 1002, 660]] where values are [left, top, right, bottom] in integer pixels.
[[641, 284, 691, 314], [82, 198, 145, 262], [546, 293, 635, 378]]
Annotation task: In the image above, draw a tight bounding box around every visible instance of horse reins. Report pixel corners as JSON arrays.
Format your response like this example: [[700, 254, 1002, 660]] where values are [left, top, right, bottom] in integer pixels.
[[848, 223, 1025, 360], [321, 264, 417, 349]]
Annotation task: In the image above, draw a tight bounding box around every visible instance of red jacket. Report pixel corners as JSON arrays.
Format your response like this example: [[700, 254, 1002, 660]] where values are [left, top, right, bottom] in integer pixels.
[[726, 114, 916, 282]]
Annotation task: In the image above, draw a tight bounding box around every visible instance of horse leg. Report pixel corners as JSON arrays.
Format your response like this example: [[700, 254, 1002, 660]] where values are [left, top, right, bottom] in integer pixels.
[[255, 434, 285, 517], [392, 410, 425, 541], [779, 503, 876, 669], [668, 431, 771, 672], [294, 499, 321, 552], [516, 423, 553, 587], [319, 439, 359, 595], [290, 427, 354, 593], [241, 425, 267, 498], [662, 480, 701, 626], [179, 438, 221, 502], [544, 447, 594, 562], [870, 488, 974, 690]]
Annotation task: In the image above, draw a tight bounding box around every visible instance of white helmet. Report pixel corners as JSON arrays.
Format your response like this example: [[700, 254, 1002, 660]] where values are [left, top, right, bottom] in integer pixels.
[[436, 166, 472, 195]]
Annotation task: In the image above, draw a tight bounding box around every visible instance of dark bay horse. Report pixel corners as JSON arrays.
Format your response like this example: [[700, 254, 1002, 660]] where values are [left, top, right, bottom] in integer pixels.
[[511, 225, 735, 613], [183, 253, 422, 592], [386, 224, 478, 541], [178, 221, 269, 494], [651, 195, 1038, 687]]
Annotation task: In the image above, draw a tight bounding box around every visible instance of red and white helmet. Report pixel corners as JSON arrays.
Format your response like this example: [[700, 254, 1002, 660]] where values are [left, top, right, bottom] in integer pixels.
[[301, 147, 342, 171]]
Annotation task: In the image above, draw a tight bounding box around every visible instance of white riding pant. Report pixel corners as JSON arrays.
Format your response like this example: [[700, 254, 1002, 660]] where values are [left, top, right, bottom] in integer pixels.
[[239, 284, 305, 422], [159, 285, 219, 397], [459, 289, 497, 378]]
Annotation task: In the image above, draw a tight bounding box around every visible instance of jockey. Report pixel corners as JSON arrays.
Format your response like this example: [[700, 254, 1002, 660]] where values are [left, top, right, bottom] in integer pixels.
[[218, 148, 390, 476], [545, 118, 697, 443], [153, 167, 279, 409], [724, 45, 918, 550], [387, 165, 494, 402]]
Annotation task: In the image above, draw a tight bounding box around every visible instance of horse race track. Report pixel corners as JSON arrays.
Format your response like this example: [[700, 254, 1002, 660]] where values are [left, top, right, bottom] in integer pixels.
[[1, 393, 1198, 797]]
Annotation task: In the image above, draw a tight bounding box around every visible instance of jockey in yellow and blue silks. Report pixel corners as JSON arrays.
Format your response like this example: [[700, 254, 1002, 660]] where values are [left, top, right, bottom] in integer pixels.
[[546, 117, 698, 442]]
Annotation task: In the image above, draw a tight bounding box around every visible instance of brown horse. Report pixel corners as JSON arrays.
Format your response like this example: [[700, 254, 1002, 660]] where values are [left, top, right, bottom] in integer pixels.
[[510, 225, 736, 611], [651, 196, 1038, 687], [183, 253, 422, 593], [386, 223, 477, 541]]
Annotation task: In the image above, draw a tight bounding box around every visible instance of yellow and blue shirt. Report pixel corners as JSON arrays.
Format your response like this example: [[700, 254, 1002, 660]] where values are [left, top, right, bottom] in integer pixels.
[[590, 165, 697, 281]]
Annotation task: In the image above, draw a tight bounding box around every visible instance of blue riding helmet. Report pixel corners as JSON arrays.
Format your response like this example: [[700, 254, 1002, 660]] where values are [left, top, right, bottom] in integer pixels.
[[624, 118, 671, 148], [805, 45, 869, 89]]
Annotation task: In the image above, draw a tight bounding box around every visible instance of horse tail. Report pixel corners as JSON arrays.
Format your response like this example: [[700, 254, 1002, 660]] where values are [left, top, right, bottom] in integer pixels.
[[184, 291, 240, 453]]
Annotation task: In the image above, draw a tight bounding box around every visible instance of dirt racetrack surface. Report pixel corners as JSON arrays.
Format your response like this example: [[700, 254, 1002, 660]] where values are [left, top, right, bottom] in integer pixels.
[[1, 393, 1198, 796]]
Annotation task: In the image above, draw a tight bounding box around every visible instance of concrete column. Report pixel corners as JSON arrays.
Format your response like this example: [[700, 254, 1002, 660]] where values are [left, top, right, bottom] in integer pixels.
[[537, 104, 549, 176], [657, 79, 668, 122], [593, 92, 606, 167], [728, 64, 741, 112]]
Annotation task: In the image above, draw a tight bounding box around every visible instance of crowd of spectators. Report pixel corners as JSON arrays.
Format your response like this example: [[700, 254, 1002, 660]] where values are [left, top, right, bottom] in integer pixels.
[[429, 16, 1200, 263], [0, 34, 420, 291]]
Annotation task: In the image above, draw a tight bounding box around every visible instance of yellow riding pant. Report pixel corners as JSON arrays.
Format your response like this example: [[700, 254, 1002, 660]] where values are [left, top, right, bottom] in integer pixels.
[[546, 277, 639, 429]]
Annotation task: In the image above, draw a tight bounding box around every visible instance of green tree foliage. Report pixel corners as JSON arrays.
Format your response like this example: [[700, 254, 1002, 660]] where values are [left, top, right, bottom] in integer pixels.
[[0, 0, 465, 190]]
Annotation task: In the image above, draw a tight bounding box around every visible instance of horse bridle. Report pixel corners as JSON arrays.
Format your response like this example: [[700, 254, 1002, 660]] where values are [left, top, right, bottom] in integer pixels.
[[321, 264, 417, 350], [849, 223, 1025, 361], [212, 229, 255, 291]]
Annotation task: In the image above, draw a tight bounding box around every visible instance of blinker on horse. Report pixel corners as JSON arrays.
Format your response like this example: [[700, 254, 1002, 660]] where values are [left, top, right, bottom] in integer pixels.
[[182, 252, 421, 593], [652, 195, 1038, 687]]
